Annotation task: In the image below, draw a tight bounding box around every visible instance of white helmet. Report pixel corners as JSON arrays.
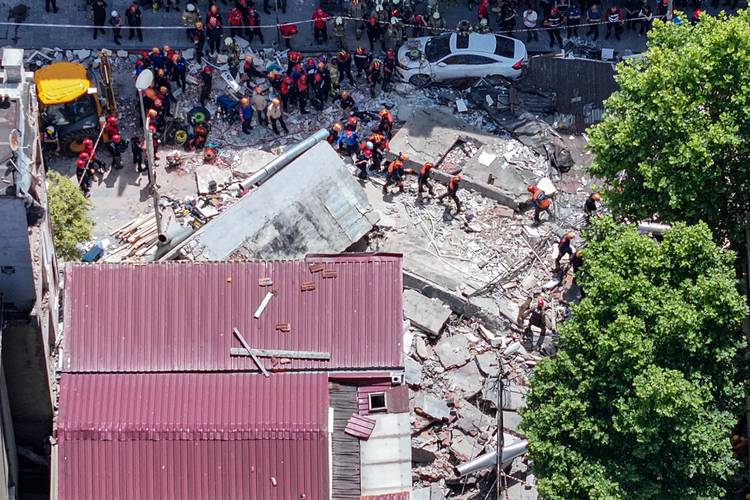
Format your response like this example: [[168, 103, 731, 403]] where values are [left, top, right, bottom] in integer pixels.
[[480, 18, 488, 25], [376, 4, 384, 11], [366, 141, 374, 149], [390, 16, 398, 24], [111, 10, 118, 16], [186, 3, 195, 11], [335, 16, 343, 25], [432, 11, 440, 19], [393, 0, 400, 4], [225, 37, 233, 45]]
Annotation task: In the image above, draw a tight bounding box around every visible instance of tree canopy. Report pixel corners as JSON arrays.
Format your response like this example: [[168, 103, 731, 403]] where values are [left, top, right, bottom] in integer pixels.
[[588, 12, 750, 253], [47, 171, 93, 261], [521, 218, 747, 499]]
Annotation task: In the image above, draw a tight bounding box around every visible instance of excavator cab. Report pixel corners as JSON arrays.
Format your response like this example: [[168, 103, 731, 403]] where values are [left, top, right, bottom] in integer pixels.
[[34, 57, 116, 155]]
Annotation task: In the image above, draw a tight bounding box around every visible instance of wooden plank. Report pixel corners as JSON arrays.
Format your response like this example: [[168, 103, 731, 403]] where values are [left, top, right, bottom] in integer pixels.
[[232, 328, 270, 377], [301, 281, 316, 291], [322, 269, 338, 279], [253, 292, 274, 318], [230, 347, 331, 360], [308, 263, 325, 273], [275, 323, 291, 333], [258, 277, 273, 287]]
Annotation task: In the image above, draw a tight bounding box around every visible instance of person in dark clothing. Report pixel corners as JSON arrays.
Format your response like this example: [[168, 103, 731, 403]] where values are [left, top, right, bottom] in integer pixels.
[[353, 47, 371, 78], [190, 21, 206, 63], [247, 7, 264, 43], [107, 135, 123, 170], [555, 232, 575, 268], [264, 0, 286, 14], [382, 49, 396, 92], [523, 299, 547, 338], [131, 136, 144, 172], [109, 11, 122, 45], [417, 162, 435, 200], [126, 3, 143, 41], [567, 2, 581, 36], [438, 174, 462, 212], [207, 17, 223, 56], [604, 6, 623, 40], [383, 156, 406, 194], [366, 16, 383, 52], [366, 59, 382, 98], [637, 3, 653, 35], [544, 8, 563, 48], [337, 50, 354, 84], [238, 97, 254, 134], [92, 0, 107, 39], [334, 90, 355, 111], [199, 66, 213, 106], [172, 54, 187, 92], [46, 0, 58, 13], [586, 3, 602, 40], [296, 74, 309, 114], [584, 192, 601, 220], [355, 142, 373, 179]]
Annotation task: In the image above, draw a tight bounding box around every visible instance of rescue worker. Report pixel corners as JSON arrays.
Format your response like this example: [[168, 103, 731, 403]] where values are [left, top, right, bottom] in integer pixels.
[[242, 56, 266, 83], [229, 5, 244, 37], [251, 86, 269, 127], [172, 53, 187, 92], [312, 73, 327, 110], [382, 49, 396, 92], [412, 13, 428, 36], [280, 74, 295, 111], [110, 10, 122, 45], [475, 17, 490, 33], [107, 134, 123, 170], [523, 298, 547, 339], [296, 74, 309, 114], [438, 173, 462, 212], [366, 16, 384, 52], [104, 116, 120, 140], [317, 60, 332, 96], [366, 59, 382, 98], [328, 122, 343, 145], [385, 17, 404, 50], [42, 126, 60, 153], [312, 6, 330, 44], [337, 50, 354, 84], [190, 21, 206, 63], [584, 192, 601, 220], [417, 161, 435, 199], [555, 232, 575, 268], [131, 136, 145, 172], [457, 19, 473, 34], [287, 50, 303, 75], [183, 4, 201, 41], [226, 37, 241, 77], [279, 23, 298, 49], [429, 11, 446, 34], [333, 16, 346, 49], [344, 115, 358, 132], [338, 129, 360, 157], [267, 98, 289, 135], [206, 4, 223, 26], [355, 142, 374, 179], [126, 3, 143, 42], [354, 47, 371, 78], [544, 7, 563, 48], [207, 17, 223, 57], [377, 107, 394, 138], [369, 132, 389, 171], [238, 97, 254, 134], [334, 90, 355, 111], [247, 6, 264, 44], [199, 65, 213, 106], [526, 183, 552, 224], [76, 159, 93, 196], [383, 154, 407, 194]]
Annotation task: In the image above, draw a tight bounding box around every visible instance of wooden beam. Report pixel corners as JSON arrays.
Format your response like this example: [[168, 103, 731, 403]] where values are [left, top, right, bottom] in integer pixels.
[[232, 328, 270, 377], [230, 347, 331, 360]]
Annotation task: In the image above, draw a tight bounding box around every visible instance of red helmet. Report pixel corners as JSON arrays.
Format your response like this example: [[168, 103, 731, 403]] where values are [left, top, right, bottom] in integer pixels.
[[356, 47, 365, 55], [149, 124, 157, 133], [107, 116, 118, 126], [299, 74, 307, 83], [203, 65, 213, 73], [76, 159, 85, 168], [78, 151, 90, 161], [112, 134, 122, 143], [314, 73, 322, 82], [386, 49, 395, 58], [347, 116, 357, 125], [527, 184, 537, 193], [537, 299, 545, 308], [82, 138, 94, 148]]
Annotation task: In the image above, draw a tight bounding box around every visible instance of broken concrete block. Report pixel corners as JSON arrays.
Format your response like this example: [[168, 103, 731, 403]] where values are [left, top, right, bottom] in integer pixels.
[[430, 484, 446, 500], [503, 410, 523, 433], [505, 383, 527, 411], [405, 356, 423, 386], [411, 487, 431, 500], [434, 334, 471, 369], [450, 429, 480, 461], [413, 393, 451, 421], [216, 54, 229, 64], [455, 401, 492, 435], [233, 147, 277, 178], [195, 164, 233, 195], [504, 341, 523, 356], [496, 296, 520, 323], [482, 377, 502, 407], [75, 49, 91, 60], [446, 361, 484, 398], [116, 50, 129, 58], [476, 351, 501, 377], [183, 48, 195, 61], [415, 335, 432, 360], [403, 289, 451, 337]]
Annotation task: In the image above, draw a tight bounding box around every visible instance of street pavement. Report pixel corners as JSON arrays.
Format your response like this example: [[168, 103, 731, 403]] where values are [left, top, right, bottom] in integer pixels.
[[3, 0, 675, 54]]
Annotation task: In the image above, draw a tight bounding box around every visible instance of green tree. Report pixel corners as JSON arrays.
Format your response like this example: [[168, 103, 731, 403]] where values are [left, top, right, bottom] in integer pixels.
[[588, 12, 750, 253], [522, 218, 747, 499], [47, 171, 93, 261]]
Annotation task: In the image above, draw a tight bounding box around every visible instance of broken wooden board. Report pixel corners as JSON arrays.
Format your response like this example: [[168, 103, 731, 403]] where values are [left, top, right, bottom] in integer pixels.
[[230, 347, 330, 360]]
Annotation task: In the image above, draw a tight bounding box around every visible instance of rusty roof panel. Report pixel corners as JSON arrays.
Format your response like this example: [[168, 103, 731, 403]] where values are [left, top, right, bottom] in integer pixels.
[[62, 254, 403, 373], [57, 372, 330, 500]]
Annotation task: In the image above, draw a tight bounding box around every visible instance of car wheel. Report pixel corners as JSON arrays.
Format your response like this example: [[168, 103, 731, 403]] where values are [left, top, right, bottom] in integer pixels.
[[409, 74, 432, 87]]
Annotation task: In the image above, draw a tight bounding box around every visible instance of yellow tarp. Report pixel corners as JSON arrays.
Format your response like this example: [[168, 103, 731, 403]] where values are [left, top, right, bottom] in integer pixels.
[[34, 62, 90, 105]]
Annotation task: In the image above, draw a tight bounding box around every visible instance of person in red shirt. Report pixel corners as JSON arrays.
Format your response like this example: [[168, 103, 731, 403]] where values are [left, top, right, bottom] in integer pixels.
[[438, 174, 462, 212], [296, 74, 309, 114], [280, 74, 295, 111], [417, 162, 435, 200], [279, 23, 298, 49], [478, 0, 490, 21], [246, 6, 264, 44], [228, 7, 243, 37], [312, 6, 330, 44]]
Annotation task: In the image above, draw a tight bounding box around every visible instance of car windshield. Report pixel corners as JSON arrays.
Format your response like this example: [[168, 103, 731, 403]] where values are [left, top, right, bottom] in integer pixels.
[[43, 95, 97, 127], [425, 35, 451, 63]]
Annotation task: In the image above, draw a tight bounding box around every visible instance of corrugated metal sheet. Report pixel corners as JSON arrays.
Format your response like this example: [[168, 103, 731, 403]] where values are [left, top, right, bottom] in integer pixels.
[[330, 383, 361, 499], [63, 254, 403, 373], [57, 372, 329, 500], [345, 414, 377, 440]]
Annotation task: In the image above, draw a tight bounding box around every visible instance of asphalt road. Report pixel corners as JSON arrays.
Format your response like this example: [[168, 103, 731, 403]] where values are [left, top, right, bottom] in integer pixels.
[[4, 0, 661, 54]]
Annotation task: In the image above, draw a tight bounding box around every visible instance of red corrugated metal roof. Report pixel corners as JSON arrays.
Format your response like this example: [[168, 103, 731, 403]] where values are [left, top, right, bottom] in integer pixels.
[[57, 373, 329, 500], [62, 254, 403, 373]]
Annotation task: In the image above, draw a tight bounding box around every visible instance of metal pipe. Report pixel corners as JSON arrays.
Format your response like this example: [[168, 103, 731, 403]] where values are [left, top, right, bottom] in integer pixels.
[[152, 226, 194, 261], [455, 440, 528, 477], [637, 222, 671, 235], [240, 128, 329, 190]]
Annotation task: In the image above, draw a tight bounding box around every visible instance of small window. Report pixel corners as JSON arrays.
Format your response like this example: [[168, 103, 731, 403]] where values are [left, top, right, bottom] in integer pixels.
[[443, 55, 469, 65], [494, 35, 516, 58], [368, 392, 387, 412], [465, 55, 498, 65]]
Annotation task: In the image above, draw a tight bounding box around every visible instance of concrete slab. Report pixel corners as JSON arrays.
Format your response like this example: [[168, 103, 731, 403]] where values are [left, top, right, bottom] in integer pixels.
[[434, 334, 471, 369], [195, 164, 233, 195], [446, 361, 484, 399], [405, 356, 423, 386], [413, 393, 451, 421], [450, 429, 481, 461], [503, 410, 523, 434], [476, 351, 501, 377], [403, 289, 451, 337], [232, 148, 278, 179], [455, 401, 493, 435]]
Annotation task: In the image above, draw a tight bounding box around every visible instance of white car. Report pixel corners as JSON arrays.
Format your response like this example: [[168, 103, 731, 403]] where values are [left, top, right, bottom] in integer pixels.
[[397, 33, 527, 86]]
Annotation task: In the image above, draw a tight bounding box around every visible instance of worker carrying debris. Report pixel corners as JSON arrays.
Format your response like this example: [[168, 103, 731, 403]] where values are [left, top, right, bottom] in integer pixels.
[[554, 232, 575, 269], [383, 153, 408, 194], [524, 183, 552, 225], [521, 298, 547, 341], [438, 173, 462, 213], [584, 192, 601, 221], [417, 161, 435, 200]]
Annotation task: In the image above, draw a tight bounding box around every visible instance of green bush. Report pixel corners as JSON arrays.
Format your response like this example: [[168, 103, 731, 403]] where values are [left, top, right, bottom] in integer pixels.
[[47, 171, 93, 261]]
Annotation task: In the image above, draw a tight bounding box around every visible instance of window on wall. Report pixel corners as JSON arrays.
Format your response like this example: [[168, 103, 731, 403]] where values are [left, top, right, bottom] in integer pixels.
[[368, 392, 387, 412]]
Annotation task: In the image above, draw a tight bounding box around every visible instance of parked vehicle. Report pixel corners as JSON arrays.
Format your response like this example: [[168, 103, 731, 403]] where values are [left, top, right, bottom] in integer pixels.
[[397, 32, 527, 86]]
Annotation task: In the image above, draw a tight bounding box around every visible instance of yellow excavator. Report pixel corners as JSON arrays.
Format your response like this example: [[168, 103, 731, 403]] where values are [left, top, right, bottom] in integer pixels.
[[34, 52, 117, 155]]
